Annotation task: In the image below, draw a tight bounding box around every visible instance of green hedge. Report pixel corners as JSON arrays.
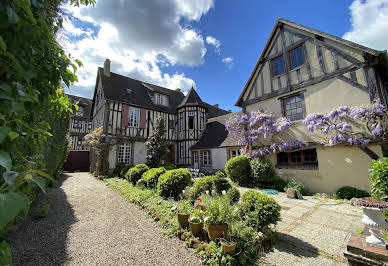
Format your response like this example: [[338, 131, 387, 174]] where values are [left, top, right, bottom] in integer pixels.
[[240, 190, 281, 231], [157, 169, 192, 199], [369, 158, 388, 201], [142, 167, 166, 189], [40, 111, 70, 179], [225, 155, 251, 185], [250, 159, 275, 185], [336, 186, 370, 200], [125, 164, 149, 185]]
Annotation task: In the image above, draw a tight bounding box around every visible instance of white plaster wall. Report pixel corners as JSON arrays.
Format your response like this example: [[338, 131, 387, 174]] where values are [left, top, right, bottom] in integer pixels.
[[134, 141, 147, 165], [108, 145, 117, 169], [211, 148, 227, 170]]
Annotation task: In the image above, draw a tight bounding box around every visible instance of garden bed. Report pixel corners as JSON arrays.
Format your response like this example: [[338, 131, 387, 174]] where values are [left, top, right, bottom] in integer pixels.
[[104, 178, 277, 265]]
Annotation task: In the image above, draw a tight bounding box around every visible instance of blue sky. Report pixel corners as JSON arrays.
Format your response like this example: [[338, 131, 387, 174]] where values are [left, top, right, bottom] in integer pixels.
[[62, 0, 388, 112]]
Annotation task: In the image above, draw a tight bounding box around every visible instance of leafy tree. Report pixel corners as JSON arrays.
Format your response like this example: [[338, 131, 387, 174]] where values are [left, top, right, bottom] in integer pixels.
[[145, 117, 169, 167], [84, 127, 105, 175], [0, 0, 95, 262]]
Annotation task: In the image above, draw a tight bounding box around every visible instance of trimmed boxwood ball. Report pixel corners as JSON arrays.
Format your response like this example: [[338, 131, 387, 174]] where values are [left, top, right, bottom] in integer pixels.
[[190, 175, 216, 200], [158, 168, 192, 199], [250, 159, 275, 185], [120, 165, 132, 178], [226, 186, 240, 204], [125, 164, 149, 185], [336, 186, 370, 200], [240, 190, 281, 231], [142, 167, 166, 189], [225, 155, 251, 185]]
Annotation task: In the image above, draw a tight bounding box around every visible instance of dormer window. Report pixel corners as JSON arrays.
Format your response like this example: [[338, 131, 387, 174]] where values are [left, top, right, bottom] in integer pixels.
[[76, 106, 84, 116], [155, 93, 167, 106]]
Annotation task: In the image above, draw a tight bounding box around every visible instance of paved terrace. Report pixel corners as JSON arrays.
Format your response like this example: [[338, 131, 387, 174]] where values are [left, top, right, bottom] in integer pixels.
[[239, 187, 363, 265]]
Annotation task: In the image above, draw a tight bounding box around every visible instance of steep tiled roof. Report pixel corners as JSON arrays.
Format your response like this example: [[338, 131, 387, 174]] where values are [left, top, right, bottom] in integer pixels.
[[98, 67, 185, 114], [178, 87, 206, 108], [190, 121, 228, 150]]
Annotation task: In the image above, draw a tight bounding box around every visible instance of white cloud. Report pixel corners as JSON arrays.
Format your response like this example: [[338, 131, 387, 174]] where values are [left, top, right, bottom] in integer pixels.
[[61, 0, 215, 97], [222, 57, 234, 69], [343, 0, 388, 50], [206, 36, 221, 54]]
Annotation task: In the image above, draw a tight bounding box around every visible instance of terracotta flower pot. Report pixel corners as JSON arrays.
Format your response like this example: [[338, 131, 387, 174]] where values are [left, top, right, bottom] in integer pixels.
[[207, 223, 228, 241], [177, 213, 190, 227], [189, 221, 203, 237], [221, 242, 236, 254]]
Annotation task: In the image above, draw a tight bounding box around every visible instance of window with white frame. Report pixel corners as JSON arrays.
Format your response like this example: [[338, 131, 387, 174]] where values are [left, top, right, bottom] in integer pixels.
[[203, 151, 211, 166], [73, 119, 81, 129], [188, 111, 195, 130], [88, 122, 92, 130], [230, 149, 241, 158], [118, 143, 131, 165], [128, 107, 140, 127], [155, 93, 166, 105], [199, 112, 204, 130], [179, 112, 184, 131]]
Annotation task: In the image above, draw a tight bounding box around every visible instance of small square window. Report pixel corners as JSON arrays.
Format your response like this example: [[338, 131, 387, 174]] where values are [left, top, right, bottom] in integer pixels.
[[282, 93, 305, 121]]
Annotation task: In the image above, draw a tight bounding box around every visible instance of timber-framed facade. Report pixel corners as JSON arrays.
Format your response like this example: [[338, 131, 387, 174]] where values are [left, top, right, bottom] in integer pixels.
[[90, 59, 229, 170]]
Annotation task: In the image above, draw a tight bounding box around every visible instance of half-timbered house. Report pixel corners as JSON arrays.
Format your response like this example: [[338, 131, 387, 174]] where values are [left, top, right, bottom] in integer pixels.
[[90, 59, 229, 171], [235, 18, 388, 193], [64, 94, 93, 171]]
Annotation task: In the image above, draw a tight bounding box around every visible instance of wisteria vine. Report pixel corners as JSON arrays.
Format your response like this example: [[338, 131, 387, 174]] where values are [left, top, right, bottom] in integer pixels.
[[303, 101, 386, 148], [225, 111, 304, 158]]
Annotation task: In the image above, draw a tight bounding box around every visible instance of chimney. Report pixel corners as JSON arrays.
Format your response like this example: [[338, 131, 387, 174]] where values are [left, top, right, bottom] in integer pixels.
[[213, 104, 219, 108], [175, 88, 181, 92], [104, 58, 111, 77], [227, 109, 232, 113]]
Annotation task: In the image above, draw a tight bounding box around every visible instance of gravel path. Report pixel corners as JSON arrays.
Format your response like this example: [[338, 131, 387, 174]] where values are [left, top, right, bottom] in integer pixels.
[[10, 172, 202, 266]]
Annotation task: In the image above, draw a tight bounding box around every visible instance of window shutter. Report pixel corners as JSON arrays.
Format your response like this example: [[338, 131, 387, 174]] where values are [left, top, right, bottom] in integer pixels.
[[121, 104, 129, 127], [140, 108, 146, 128]]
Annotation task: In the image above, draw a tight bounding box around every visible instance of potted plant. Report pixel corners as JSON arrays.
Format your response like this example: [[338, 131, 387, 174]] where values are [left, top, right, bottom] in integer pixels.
[[177, 200, 193, 227], [189, 208, 204, 237], [204, 197, 234, 241], [220, 221, 240, 254]]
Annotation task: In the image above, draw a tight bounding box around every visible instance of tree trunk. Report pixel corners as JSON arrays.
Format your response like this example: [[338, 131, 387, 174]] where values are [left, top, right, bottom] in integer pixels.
[[359, 146, 380, 160]]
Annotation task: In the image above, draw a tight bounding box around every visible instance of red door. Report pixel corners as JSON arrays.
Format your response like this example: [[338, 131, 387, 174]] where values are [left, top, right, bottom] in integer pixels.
[[64, 151, 90, 172]]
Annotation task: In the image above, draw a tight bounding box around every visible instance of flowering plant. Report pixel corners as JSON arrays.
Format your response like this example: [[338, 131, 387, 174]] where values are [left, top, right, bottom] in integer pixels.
[[304, 101, 387, 150], [226, 111, 304, 158]]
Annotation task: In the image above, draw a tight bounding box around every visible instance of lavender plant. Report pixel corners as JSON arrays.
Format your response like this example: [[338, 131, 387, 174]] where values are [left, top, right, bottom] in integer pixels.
[[225, 111, 304, 158]]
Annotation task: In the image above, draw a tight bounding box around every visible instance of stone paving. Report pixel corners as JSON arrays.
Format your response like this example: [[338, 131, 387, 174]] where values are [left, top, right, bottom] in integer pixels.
[[239, 187, 364, 265]]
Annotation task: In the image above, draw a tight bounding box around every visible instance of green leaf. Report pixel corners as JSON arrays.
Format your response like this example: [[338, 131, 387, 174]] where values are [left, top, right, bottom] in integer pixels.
[[8, 132, 19, 141], [6, 6, 19, 24], [0, 151, 12, 171], [31, 169, 53, 181], [27, 175, 46, 193], [0, 36, 6, 52], [0, 192, 30, 229], [0, 240, 12, 266], [75, 59, 83, 67], [0, 128, 11, 144]]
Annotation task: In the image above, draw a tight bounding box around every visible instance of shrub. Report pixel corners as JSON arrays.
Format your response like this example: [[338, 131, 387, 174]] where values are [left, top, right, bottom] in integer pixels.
[[240, 190, 281, 231], [120, 165, 132, 178], [284, 180, 308, 195], [111, 162, 126, 178], [177, 200, 193, 214], [142, 167, 166, 189], [226, 186, 240, 204], [369, 158, 388, 201], [336, 186, 370, 200], [214, 171, 231, 194], [270, 178, 288, 192], [250, 159, 276, 185], [125, 164, 149, 185], [225, 155, 251, 185], [160, 162, 178, 170], [158, 169, 192, 199], [190, 175, 216, 200]]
